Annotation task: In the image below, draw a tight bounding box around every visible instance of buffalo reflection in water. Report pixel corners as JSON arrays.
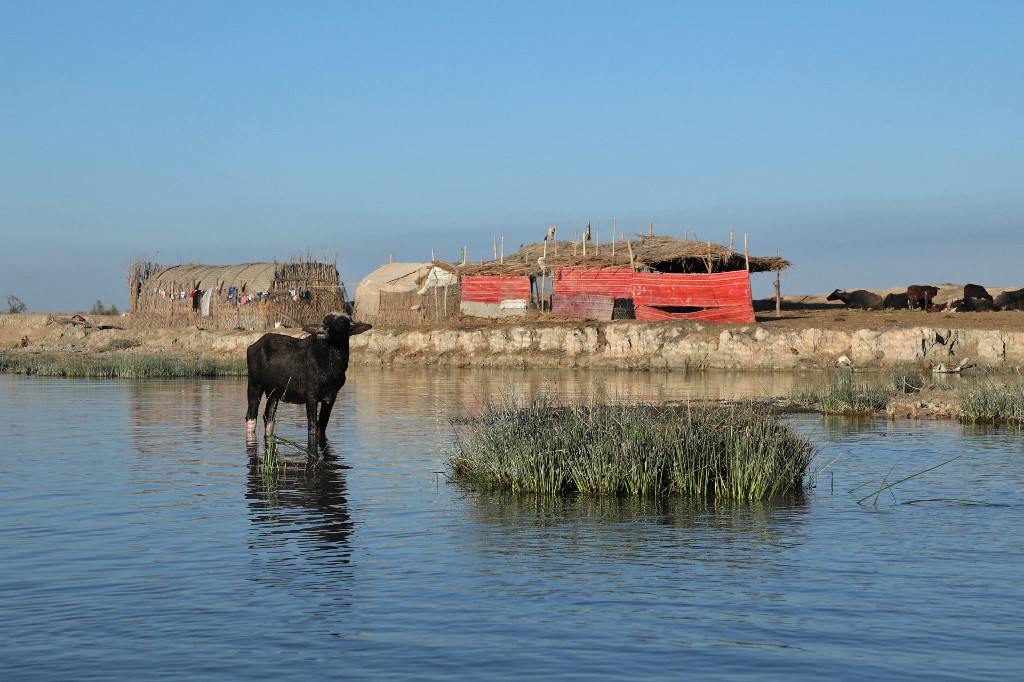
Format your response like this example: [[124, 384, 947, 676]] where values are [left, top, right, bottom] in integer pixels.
[[245, 442, 354, 588]]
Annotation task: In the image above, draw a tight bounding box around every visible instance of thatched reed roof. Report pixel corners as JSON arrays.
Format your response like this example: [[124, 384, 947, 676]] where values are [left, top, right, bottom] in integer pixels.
[[445, 235, 790, 277], [146, 263, 279, 292]]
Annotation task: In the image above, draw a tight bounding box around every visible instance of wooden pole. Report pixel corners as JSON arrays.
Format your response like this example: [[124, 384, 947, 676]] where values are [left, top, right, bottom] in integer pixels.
[[775, 249, 782, 317], [540, 240, 546, 313], [431, 248, 435, 261], [542, 239, 548, 311], [501, 237, 504, 264], [744, 233, 749, 271], [627, 239, 635, 272], [729, 229, 734, 253], [493, 236, 497, 260], [648, 222, 653, 237]]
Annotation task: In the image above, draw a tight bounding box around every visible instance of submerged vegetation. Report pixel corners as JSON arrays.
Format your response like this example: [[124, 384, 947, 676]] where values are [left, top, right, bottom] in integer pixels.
[[449, 391, 815, 501], [0, 352, 246, 378]]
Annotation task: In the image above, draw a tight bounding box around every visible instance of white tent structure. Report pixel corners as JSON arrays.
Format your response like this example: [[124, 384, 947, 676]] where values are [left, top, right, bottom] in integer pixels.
[[354, 262, 458, 321]]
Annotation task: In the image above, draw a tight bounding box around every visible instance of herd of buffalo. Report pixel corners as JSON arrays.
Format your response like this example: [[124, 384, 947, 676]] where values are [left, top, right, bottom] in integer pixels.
[[827, 284, 1024, 312]]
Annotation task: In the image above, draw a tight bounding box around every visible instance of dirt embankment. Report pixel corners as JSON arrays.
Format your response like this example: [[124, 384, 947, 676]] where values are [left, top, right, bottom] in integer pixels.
[[3, 283, 1024, 372], [0, 313, 267, 360]]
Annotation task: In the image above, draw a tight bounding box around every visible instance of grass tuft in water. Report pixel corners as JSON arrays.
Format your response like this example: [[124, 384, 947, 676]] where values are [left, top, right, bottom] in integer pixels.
[[259, 418, 283, 484], [0, 352, 246, 378], [449, 391, 815, 501], [958, 376, 1024, 424], [790, 370, 899, 415]]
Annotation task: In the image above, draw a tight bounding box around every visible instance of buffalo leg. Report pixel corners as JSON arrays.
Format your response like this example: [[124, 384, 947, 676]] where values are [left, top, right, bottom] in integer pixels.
[[263, 396, 280, 437], [317, 399, 334, 439], [305, 398, 319, 448], [245, 381, 263, 440]]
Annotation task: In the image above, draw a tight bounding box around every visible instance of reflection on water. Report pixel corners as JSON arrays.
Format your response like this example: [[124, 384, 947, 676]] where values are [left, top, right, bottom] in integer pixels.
[[347, 365, 806, 415], [245, 445, 355, 598], [459, 492, 811, 578], [247, 446, 353, 549], [1, 371, 1023, 680]]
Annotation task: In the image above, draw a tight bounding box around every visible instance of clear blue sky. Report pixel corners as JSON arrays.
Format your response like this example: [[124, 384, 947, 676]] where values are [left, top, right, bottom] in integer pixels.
[[2, 0, 1021, 312]]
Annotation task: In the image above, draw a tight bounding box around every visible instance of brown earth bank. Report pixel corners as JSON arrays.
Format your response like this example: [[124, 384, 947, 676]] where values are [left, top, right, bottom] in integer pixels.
[[3, 284, 1024, 373]]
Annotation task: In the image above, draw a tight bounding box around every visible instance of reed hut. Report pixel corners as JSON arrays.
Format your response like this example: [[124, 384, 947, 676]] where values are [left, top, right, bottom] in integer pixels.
[[455, 235, 790, 323], [130, 258, 347, 330]]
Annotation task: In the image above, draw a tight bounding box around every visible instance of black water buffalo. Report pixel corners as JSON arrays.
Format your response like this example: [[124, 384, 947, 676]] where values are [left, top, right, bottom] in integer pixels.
[[948, 297, 999, 313], [907, 285, 939, 310], [882, 292, 910, 310], [245, 313, 372, 447], [964, 284, 993, 302], [995, 288, 1024, 311], [827, 289, 883, 310]]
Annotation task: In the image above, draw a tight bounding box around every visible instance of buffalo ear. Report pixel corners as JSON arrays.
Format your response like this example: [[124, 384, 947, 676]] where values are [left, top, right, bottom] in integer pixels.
[[349, 322, 373, 336]]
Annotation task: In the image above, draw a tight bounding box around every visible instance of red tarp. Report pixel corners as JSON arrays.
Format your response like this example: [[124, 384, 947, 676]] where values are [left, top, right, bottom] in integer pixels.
[[632, 270, 755, 323], [551, 294, 616, 321], [557, 268, 755, 323], [461, 270, 755, 323], [553, 267, 634, 298], [460, 276, 532, 304]]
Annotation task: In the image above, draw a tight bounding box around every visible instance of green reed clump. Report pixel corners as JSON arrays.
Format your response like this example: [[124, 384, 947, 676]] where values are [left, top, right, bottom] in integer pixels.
[[259, 418, 283, 484], [449, 392, 814, 501], [791, 370, 893, 415], [0, 351, 246, 378], [958, 376, 1024, 424]]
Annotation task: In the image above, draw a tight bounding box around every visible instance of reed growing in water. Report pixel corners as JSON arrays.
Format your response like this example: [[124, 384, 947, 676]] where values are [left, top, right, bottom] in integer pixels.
[[958, 376, 1024, 424], [790, 369, 924, 415], [0, 352, 246, 378], [449, 391, 814, 501]]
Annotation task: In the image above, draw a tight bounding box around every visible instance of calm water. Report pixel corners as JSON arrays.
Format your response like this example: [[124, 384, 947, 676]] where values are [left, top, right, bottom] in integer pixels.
[[1, 367, 1022, 680]]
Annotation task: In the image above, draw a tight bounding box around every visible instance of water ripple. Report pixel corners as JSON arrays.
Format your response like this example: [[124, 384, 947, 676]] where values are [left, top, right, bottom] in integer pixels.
[[0, 371, 1022, 680]]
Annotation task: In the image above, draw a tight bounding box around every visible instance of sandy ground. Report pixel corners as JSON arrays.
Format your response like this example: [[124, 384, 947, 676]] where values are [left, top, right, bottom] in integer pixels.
[[751, 304, 1024, 335], [753, 283, 1024, 334]]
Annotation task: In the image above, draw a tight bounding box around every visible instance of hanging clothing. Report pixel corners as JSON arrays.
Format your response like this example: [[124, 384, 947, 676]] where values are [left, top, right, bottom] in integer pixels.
[[201, 288, 213, 317]]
